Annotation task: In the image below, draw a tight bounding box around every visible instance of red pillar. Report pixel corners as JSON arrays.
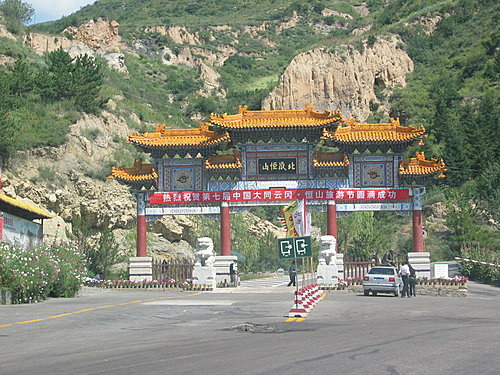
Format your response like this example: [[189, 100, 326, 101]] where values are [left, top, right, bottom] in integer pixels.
[[136, 194, 147, 257], [327, 201, 338, 250], [327, 201, 338, 236], [220, 202, 231, 256], [412, 209, 424, 252]]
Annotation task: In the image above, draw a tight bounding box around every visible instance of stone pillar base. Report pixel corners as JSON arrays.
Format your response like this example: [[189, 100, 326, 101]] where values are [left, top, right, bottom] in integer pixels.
[[335, 253, 344, 280], [408, 252, 430, 279], [129, 256, 153, 282], [213, 255, 238, 286], [317, 264, 339, 286], [192, 265, 217, 289]]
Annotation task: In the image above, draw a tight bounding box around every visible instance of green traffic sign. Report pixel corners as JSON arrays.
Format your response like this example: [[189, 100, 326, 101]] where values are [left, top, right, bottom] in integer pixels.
[[278, 236, 312, 259]]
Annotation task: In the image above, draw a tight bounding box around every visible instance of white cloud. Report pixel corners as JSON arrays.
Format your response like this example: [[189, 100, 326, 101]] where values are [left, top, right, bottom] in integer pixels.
[[29, 0, 97, 24]]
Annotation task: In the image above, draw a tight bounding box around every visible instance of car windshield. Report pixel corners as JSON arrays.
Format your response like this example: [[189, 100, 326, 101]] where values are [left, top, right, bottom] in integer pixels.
[[368, 267, 396, 275]]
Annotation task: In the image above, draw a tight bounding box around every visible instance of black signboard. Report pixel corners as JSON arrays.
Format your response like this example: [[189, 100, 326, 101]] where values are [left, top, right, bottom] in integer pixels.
[[258, 158, 297, 174]]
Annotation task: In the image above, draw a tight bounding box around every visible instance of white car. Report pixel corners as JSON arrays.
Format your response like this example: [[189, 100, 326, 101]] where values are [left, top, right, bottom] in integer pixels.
[[363, 266, 402, 297]]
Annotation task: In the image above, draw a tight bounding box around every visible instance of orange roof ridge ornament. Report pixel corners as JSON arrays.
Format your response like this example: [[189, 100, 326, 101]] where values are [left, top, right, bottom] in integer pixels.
[[313, 150, 350, 168], [205, 150, 243, 170], [323, 117, 427, 145], [129, 122, 230, 148], [209, 106, 342, 129], [109, 159, 158, 187], [399, 152, 447, 178]]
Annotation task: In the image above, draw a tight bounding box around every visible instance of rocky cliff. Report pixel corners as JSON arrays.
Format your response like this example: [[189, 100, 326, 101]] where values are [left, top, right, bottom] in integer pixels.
[[262, 38, 414, 121]]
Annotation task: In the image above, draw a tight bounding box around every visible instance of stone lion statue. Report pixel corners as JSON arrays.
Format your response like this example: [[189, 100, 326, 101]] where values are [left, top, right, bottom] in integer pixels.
[[319, 235, 337, 265], [195, 237, 215, 267]]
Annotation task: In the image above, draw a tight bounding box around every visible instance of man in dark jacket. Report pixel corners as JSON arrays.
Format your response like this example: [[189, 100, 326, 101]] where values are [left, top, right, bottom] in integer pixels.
[[409, 263, 417, 297], [287, 261, 297, 286]]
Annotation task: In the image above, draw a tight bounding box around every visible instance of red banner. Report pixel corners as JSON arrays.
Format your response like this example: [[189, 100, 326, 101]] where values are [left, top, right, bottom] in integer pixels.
[[149, 188, 410, 205]]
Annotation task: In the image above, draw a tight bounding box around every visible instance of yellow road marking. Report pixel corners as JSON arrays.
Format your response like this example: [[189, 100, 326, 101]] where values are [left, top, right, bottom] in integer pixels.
[[73, 308, 97, 313], [1, 292, 203, 329], [285, 317, 297, 322], [15, 319, 46, 324], [296, 317, 306, 322], [93, 305, 115, 309], [47, 313, 73, 319]]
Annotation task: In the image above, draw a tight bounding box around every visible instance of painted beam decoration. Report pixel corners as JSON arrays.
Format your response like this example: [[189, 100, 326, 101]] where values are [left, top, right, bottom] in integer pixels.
[[149, 188, 410, 204]]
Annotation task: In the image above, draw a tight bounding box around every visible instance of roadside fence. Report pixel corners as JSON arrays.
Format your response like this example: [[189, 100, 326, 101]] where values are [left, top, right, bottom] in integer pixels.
[[152, 260, 193, 281]]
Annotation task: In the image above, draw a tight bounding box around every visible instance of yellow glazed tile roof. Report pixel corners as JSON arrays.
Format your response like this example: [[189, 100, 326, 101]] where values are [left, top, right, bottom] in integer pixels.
[[205, 151, 243, 170], [0, 194, 55, 219], [399, 152, 447, 177], [323, 118, 426, 143], [210, 105, 342, 129], [109, 159, 158, 182], [129, 123, 230, 147], [313, 151, 349, 167]]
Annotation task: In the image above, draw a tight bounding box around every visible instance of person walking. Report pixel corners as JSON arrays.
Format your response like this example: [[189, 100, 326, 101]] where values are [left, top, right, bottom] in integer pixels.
[[399, 261, 410, 298], [287, 261, 297, 287], [408, 263, 417, 297]]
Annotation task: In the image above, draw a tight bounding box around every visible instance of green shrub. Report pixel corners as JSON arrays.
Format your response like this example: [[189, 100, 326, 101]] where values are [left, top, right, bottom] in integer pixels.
[[459, 245, 499, 285], [0, 242, 86, 303]]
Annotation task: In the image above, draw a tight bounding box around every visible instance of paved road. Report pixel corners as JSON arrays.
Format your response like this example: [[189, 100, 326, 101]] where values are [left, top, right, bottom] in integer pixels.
[[0, 282, 498, 375], [239, 274, 316, 289]]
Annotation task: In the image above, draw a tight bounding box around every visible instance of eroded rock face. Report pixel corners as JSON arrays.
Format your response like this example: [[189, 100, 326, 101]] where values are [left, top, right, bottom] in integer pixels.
[[0, 24, 16, 40], [25, 32, 89, 56], [262, 38, 414, 121], [101, 53, 128, 73], [152, 215, 195, 242], [2, 111, 135, 232], [64, 18, 123, 52], [145, 26, 200, 45]]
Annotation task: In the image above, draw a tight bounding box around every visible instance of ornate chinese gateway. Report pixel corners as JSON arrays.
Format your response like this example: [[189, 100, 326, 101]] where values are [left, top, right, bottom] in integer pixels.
[[111, 105, 446, 257]]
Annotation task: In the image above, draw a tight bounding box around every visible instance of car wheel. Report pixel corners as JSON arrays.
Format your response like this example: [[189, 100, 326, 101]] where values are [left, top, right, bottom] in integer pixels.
[[394, 288, 399, 297], [364, 290, 369, 296], [372, 292, 378, 296]]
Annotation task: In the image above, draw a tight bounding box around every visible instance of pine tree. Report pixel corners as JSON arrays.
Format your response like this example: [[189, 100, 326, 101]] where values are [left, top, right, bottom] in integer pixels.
[[71, 54, 104, 114], [39, 47, 74, 101]]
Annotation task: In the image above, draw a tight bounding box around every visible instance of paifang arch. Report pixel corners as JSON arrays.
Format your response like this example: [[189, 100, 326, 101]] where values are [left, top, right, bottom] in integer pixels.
[[110, 105, 446, 258]]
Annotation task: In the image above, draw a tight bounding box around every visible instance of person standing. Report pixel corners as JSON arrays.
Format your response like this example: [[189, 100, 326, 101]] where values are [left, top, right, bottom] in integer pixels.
[[287, 260, 297, 287], [399, 261, 410, 298], [408, 263, 417, 297], [229, 262, 237, 287]]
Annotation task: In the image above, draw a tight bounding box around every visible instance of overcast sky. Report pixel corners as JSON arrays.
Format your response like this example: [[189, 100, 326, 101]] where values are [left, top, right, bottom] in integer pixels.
[[29, 0, 97, 24]]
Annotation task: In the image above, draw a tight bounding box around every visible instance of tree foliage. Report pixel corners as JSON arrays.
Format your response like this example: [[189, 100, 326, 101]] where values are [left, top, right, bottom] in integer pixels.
[[0, 48, 104, 157], [40, 48, 104, 113], [0, 0, 33, 33]]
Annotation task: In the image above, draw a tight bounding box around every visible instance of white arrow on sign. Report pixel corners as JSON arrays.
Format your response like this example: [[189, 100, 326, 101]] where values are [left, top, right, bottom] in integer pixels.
[[295, 239, 308, 255]]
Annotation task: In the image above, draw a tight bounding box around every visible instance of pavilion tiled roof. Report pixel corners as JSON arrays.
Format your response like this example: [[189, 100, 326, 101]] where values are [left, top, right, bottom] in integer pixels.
[[0, 194, 55, 220], [128, 123, 230, 148], [109, 159, 158, 187], [312, 150, 349, 168], [399, 152, 447, 177], [323, 118, 426, 143], [209, 105, 342, 129], [205, 151, 243, 170]]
